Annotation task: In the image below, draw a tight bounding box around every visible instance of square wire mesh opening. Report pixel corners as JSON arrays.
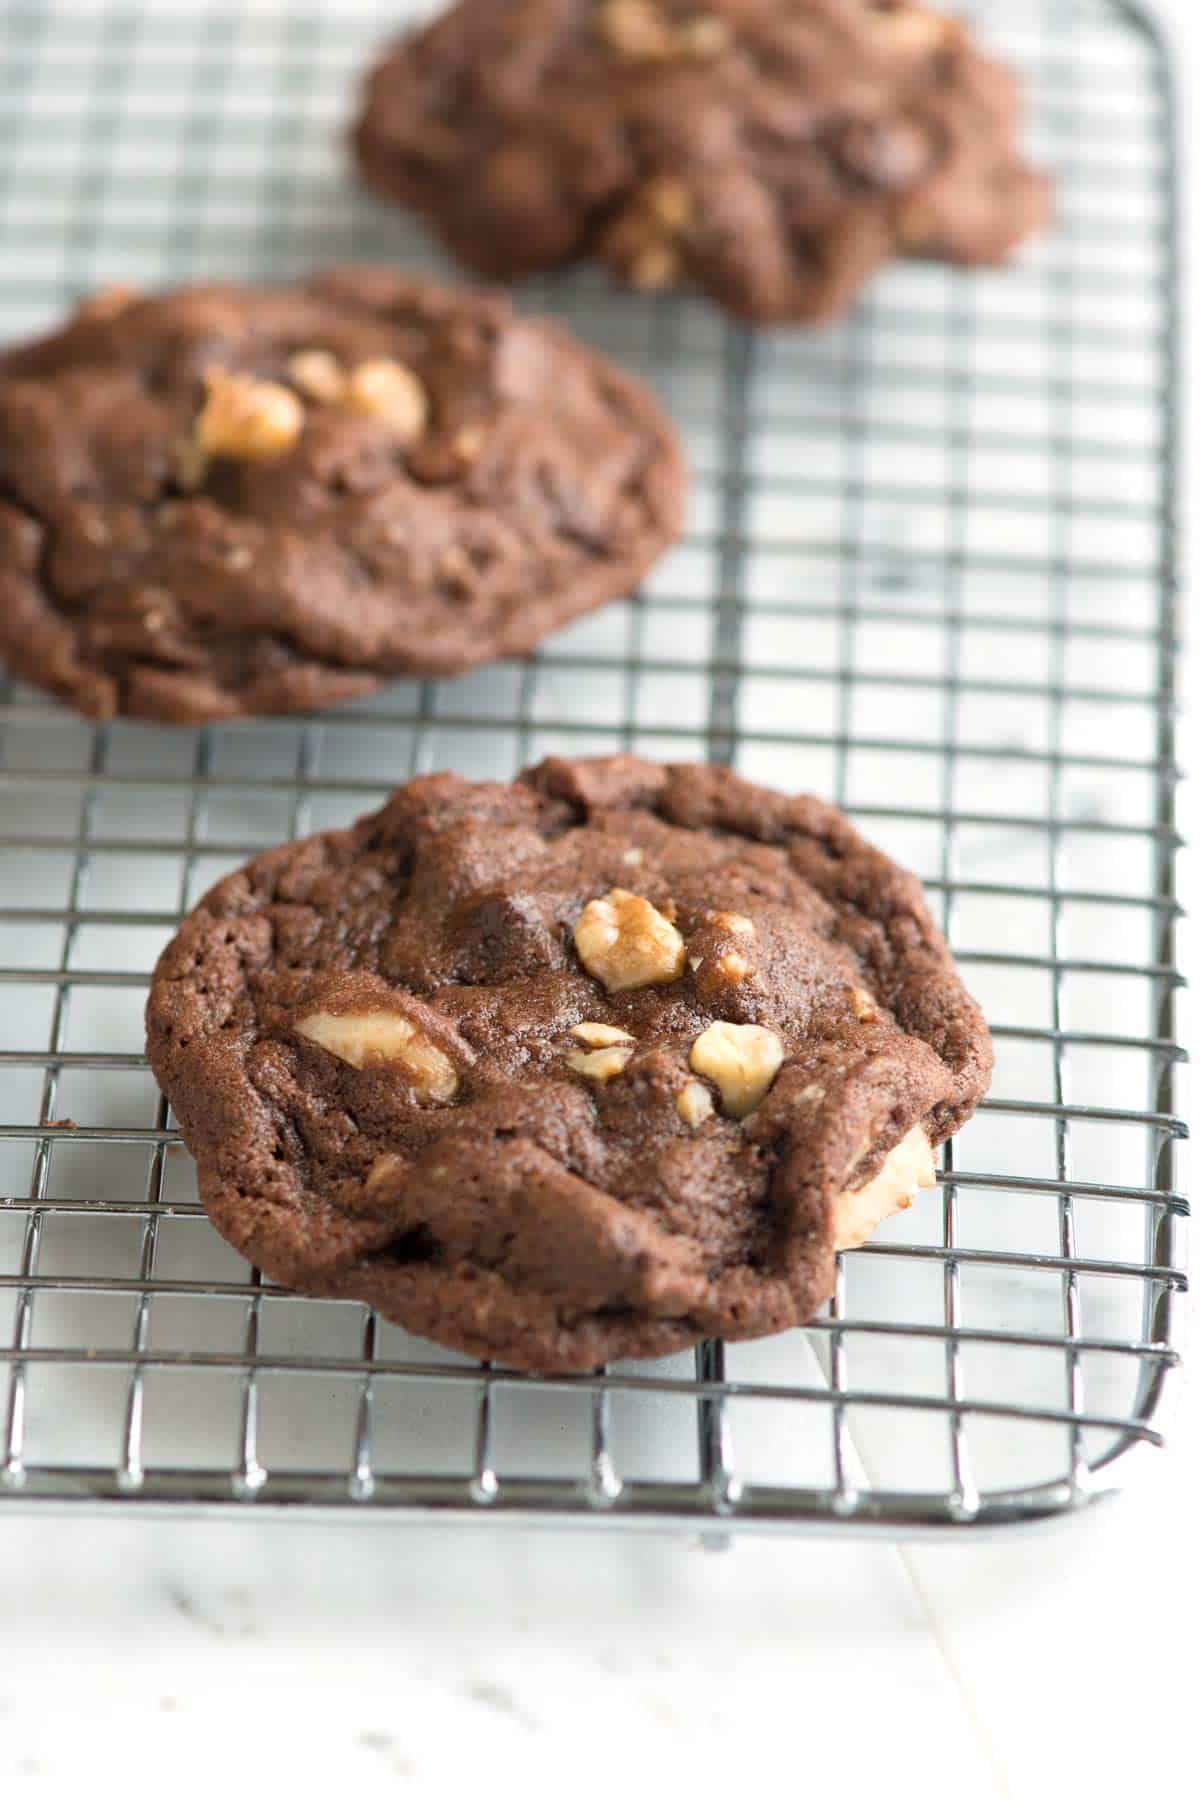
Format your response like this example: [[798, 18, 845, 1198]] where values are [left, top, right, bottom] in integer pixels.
[[0, 0, 1185, 1531]]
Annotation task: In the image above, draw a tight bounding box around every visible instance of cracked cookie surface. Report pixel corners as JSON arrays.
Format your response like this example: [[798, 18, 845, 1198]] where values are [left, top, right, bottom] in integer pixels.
[[354, 0, 1051, 323], [0, 271, 683, 721], [146, 756, 993, 1371]]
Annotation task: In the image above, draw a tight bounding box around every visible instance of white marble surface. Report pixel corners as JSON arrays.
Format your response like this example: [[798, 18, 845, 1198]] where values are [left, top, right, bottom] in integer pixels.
[[0, 1432, 1195, 1796], [0, 2, 1195, 1792]]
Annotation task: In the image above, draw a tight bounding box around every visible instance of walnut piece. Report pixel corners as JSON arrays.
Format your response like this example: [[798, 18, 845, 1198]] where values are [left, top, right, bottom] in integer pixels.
[[607, 175, 693, 292], [709, 911, 755, 937], [716, 950, 751, 983], [574, 888, 686, 993], [342, 358, 429, 440], [570, 1021, 636, 1048], [833, 1125, 935, 1252], [195, 369, 304, 462], [296, 1009, 458, 1102], [287, 349, 347, 404], [676, 1079, 714, 1128], [364, 1151, 406, 1195], [689, 1021, 784, 1119], [599, 0, 675, 60], [566, 1044, 634, 1083], [677, 13, 730, 58], [630, 242, 682, 292], [874, 6, 956, 53], [644, 176, 693, 234], [599, 1, 728, 62], [451, 425, 484, 465]]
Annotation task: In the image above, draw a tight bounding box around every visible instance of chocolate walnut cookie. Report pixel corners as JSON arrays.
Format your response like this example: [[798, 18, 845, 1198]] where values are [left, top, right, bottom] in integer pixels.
[[0, 271, 684, 722], [354, 0, 1051, 324], [146, 757, 993, 1372]]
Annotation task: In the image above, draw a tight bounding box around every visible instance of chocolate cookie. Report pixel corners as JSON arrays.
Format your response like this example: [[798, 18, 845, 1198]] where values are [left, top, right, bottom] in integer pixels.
[[146, 756, 993, 1372], [354, 0, 1051, 323], [0, 271, 684, 722]]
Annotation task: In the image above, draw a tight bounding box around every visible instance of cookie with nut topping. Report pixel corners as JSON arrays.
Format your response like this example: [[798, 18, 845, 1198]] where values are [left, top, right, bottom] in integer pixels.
[[0, 270, 683, 721], [353, 0, 1051, 324], [146, 755, 993, 1372]]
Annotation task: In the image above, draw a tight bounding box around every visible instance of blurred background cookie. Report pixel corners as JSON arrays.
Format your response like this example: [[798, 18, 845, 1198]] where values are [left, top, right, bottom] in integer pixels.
[[354, 0, 1051, 323], [0, 269, 685, 721]]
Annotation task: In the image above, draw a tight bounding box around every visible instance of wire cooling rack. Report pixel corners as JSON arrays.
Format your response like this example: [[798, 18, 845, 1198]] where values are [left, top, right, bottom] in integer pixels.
[[0, 0, 1186, 1534]]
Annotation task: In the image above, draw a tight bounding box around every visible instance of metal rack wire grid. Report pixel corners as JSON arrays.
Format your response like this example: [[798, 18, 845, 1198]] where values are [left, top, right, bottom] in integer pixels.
[[0, 0, 1185, 1533]]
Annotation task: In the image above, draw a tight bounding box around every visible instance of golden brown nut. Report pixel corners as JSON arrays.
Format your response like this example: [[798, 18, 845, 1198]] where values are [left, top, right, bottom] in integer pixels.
[[566, 1044, 635, 1082], [676, 1079, 715, 1127], [574, 888, 686, 992], [677, 14, 731, 59], [833, 1125, 935, 1251], [629, 242, 682, 291], [716, 950, 752, 983], [287, 348, 347, 404], [342, 358, 429, 440], [296, 1009, 458, 1102], [599, 0, 676, 61], [688, 1020, 784, 1119], [195, 368, 304, 462], [570, 1021, 636, 1047], [364, 1151, 406, 1194], [708, 911, 755, 937], [874, 5, 956, 53]]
